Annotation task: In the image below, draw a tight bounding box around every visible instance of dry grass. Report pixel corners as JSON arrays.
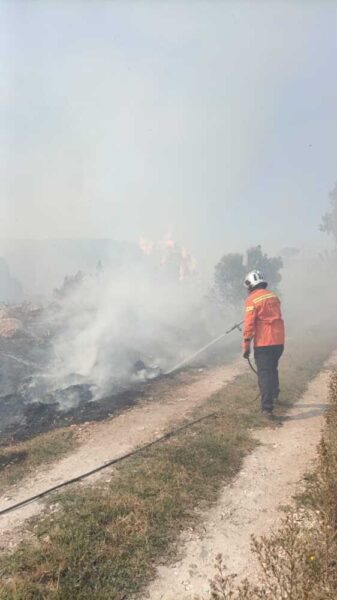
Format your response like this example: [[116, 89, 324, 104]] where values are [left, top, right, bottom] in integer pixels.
[[0, 328, 336, 600], [0, 429, 77, 491]]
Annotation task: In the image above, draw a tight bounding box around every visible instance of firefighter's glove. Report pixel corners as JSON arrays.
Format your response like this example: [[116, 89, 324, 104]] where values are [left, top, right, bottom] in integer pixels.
[[243, 349, 250, 360]]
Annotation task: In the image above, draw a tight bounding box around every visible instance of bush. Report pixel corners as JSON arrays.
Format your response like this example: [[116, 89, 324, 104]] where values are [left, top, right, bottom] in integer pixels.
[[212, 245, 283, 309]]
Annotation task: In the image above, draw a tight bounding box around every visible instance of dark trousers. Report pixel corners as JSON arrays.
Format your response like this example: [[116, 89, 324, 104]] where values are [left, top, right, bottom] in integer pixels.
[[254, 345, 284, 412]]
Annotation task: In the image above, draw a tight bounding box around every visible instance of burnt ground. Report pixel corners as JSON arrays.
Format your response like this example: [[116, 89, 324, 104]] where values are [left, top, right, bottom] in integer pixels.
[[0, 386, 144, 446], [0, 320, 239, 446], [0, 305, 146, 445], [0, 356, 246, 550]]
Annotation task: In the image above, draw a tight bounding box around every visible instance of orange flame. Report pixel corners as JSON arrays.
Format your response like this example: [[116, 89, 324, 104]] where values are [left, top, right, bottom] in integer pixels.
[[139, 236, 154, 256]]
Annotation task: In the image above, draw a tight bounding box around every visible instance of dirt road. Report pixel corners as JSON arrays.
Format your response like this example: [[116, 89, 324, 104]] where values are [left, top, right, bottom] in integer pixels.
[[144, 353, 337, 600], [0, 358, 245, 550]]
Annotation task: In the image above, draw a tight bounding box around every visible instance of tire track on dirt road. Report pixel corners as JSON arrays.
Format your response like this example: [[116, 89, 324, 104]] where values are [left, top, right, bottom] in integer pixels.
[[144, 353, 337, 600], [0, 358, 245, 550]]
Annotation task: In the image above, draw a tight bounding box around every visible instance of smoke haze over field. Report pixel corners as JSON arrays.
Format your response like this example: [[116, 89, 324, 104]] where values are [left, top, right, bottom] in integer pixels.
[[1, 1, 337, 259], [49, 263, 213, 395], [1, 1, 337, 430]]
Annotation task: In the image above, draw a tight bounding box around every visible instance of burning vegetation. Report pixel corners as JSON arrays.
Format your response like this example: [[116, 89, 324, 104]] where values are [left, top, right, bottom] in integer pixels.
[[0, 239, 319, 447], [0, 239, 219, 445], [0, 299, 160, 445]]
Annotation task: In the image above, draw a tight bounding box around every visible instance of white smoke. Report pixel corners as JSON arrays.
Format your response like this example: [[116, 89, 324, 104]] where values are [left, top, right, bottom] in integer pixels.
[[46, 257, 228, 398]]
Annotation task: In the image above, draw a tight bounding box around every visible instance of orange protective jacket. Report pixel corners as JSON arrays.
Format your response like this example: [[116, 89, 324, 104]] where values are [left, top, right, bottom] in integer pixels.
[[243, 288, 285, 352]]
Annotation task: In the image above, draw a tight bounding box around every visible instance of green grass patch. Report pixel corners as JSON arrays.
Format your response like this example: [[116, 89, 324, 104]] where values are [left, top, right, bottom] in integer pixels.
[[0, 429, 77, 491], [0, 328, 336, 599]]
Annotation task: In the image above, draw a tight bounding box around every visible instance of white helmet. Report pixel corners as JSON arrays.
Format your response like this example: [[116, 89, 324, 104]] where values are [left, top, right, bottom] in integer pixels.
[[244, 270, 267, 291]]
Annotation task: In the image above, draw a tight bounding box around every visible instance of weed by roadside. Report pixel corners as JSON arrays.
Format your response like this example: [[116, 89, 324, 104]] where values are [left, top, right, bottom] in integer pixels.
[[0, 429, 77, 491]]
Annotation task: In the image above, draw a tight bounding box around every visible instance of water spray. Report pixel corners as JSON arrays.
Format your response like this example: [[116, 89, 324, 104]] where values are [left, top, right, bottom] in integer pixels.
[[164, 321, 244, 376]]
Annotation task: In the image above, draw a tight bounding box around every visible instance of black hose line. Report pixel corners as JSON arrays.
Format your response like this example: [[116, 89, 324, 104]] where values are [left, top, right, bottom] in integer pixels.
[[0, 388, 261, 518], [248, 356, 258, 376], [0, 320, 259, 518], [0, 411, 220, 518]]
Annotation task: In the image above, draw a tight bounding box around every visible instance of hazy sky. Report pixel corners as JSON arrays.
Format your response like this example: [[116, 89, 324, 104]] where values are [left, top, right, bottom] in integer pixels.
[[1, 1, 337, 259]]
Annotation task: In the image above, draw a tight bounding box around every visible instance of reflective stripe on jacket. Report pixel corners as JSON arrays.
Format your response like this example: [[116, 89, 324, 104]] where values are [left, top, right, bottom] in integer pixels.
[[243, 288, 285, 351]]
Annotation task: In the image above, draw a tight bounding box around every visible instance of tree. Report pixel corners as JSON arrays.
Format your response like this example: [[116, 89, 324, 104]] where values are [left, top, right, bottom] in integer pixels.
[[280, 247, 300, 259], [54, 270, 84, 299], [320, 182, 337, 244], [213, 253, 246, 308], [246, 246, 283, 289], [212, 245, 283, 308]]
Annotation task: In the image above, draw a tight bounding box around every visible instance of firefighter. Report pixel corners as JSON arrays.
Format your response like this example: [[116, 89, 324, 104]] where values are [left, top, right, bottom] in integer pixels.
[[243, 270, 285, 417]]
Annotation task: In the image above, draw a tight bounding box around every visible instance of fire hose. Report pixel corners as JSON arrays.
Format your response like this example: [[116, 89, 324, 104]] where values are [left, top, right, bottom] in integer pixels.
[[0, 411, 221, 518], [0, 320, 259, 518], [248, 356, 258, 376]]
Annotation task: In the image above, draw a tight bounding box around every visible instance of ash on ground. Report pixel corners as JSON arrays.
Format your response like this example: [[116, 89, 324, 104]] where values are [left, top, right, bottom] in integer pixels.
[[0, 301, 237, 447], [0, 304, 161, 446]]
